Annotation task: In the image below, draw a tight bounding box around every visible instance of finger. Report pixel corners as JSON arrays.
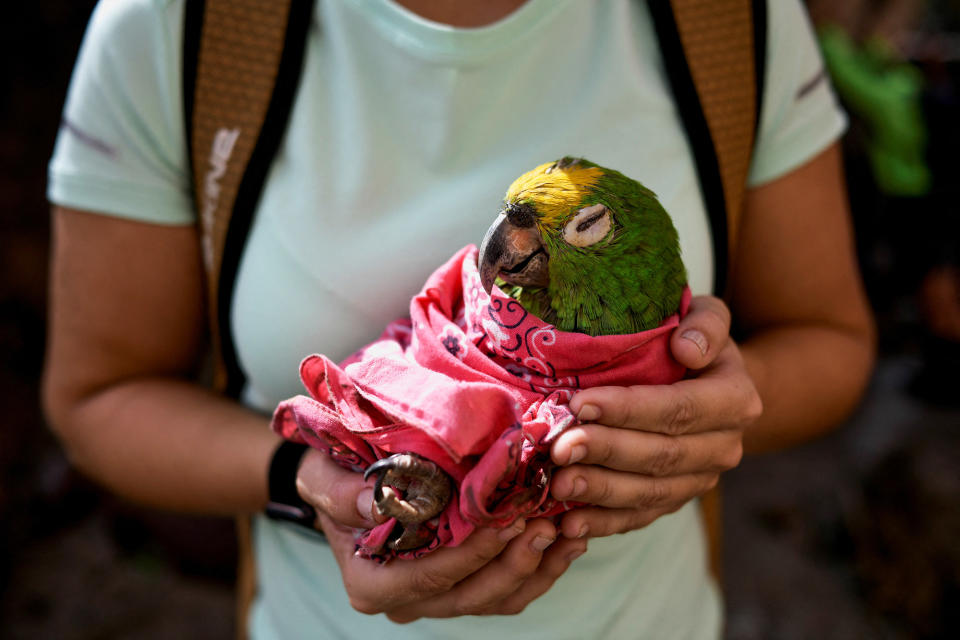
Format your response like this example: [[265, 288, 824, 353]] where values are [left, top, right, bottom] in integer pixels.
[[557, 505, 681, 539], [316, 511, 366, 564], [669, 295, 732, 370], [386, 519, 558, 621], [316, 512, 434, 615], [296, 448, 380, 529], [551, 425, 743, 475], [323, 516, 528, 619], [550, 464, 718, 512], [315, 510, 449, 615], [489, 536, 588, 615], [567, 344, 760, 437]]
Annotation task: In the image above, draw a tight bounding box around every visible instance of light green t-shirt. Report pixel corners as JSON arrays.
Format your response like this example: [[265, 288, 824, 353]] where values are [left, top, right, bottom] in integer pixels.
[[49, 0, 845, 638]]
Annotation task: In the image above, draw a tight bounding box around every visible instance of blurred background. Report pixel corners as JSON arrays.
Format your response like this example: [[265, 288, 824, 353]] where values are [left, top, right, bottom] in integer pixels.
[[1, 1, 958, 638]]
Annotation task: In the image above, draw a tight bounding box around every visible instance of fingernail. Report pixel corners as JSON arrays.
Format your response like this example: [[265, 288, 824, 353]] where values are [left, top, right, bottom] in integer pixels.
[[570, 476, 587, 497], [566, 549, 586, 562], [531, 535, 555, 552], [499, 519, 526, 542], [577, 404, 601, 422], [356, 488, 375, 522], [681, 330, 708, 356], [576, 523, 589, 539], [566, 444, 587, 465]]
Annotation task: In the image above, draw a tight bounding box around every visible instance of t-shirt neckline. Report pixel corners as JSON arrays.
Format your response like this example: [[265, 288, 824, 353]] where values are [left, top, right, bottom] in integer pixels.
[[354, 0, 569, 63]]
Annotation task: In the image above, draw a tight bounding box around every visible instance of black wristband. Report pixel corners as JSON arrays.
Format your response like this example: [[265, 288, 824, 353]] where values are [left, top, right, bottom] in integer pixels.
[[265, 441, 317, 528]]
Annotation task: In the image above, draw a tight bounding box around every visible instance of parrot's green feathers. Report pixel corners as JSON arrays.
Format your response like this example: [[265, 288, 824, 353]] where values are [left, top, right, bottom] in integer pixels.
[[496, 157, 687, 336]]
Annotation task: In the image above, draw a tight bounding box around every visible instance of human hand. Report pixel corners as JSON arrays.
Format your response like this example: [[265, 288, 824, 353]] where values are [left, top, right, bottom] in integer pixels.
[[549, 295, 762, 539], [296, 450, 588, 621]]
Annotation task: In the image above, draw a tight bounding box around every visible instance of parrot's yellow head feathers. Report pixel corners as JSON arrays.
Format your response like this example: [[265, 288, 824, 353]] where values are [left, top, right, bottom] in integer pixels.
[[504, 157, 604, 229]]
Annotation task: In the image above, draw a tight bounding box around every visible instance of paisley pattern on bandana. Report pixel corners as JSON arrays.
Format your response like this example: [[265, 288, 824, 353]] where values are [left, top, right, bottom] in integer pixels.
[[272, 245, 690, 560]]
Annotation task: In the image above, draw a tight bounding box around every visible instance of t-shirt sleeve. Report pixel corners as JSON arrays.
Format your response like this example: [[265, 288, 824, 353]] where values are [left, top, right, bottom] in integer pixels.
[[47, 0, 194, 225], [747, 0, 847, 186]]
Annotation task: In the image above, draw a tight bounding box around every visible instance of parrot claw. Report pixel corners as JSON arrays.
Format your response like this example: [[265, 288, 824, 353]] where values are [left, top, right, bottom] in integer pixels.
[[362, 456, 399, 483], [363, 452, 453, 551]]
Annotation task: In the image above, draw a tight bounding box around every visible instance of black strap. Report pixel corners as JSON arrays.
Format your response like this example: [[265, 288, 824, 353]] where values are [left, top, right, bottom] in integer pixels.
[[182, 0, 315, 398], [266, 441, 317, 527], [182, 0, 204, 175]]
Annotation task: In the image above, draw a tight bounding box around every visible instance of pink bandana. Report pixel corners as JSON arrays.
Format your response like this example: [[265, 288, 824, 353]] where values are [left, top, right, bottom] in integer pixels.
[[272, 245, 690, 559]]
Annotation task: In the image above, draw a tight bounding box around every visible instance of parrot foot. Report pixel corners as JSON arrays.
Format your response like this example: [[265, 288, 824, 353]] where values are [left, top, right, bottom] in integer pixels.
[[363, 453, 453, 551]]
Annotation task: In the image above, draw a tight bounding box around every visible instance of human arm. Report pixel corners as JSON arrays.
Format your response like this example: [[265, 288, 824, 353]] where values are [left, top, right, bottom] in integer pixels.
[[549, 143, 876, 538], [730, 142, 876, 451], [42, 207, 277, 513], [43, 206, 585, 616]]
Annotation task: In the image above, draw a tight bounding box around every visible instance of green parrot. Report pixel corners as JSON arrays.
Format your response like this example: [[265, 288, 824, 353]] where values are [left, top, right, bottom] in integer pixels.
[[478, 156, 687, 335], [365, 158, 687, 551]]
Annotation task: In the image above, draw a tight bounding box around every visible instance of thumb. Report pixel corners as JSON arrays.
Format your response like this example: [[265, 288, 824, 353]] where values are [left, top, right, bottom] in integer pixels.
[[295, 448, 381, 530], [670, 295, 732, 370]]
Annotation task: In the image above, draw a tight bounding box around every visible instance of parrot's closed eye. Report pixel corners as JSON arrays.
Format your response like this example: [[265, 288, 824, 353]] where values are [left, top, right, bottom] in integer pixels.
[[563, 203, 611, 247]]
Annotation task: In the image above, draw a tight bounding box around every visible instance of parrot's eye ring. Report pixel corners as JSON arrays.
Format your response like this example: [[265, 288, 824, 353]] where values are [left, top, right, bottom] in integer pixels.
[[563, 204, 612, 247]]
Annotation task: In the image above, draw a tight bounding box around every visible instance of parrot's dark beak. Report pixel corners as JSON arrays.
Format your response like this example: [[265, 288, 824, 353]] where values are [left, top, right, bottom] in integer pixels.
[[478, 211, 549, 293]]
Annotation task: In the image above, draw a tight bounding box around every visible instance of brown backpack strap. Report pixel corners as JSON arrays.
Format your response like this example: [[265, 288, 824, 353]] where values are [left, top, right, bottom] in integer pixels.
[[183, 0, 313, 397], [183, 6, 314, 636], [650, 0, 766, 297], [649, 0, 767, 583]]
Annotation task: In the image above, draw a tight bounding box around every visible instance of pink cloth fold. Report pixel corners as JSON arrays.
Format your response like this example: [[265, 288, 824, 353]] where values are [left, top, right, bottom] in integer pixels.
[[272, 245, 690, 559]]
